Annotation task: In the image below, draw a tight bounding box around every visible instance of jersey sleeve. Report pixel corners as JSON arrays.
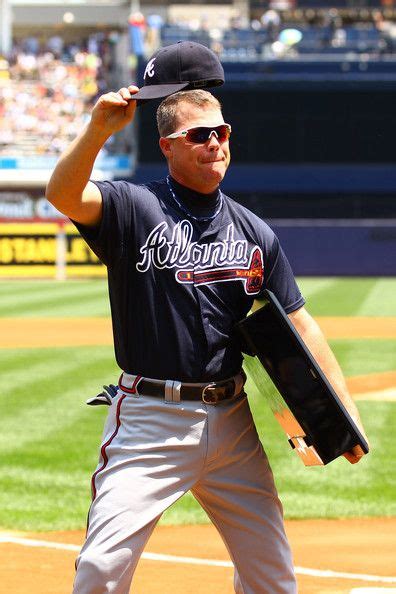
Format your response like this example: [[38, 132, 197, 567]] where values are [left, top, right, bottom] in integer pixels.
[[261, 232, 305, 313], [72, 180, 134, 267]]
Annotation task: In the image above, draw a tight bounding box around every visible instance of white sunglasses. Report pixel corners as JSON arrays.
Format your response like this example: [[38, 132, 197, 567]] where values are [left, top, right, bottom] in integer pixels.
[[165, 123, 232, 144]]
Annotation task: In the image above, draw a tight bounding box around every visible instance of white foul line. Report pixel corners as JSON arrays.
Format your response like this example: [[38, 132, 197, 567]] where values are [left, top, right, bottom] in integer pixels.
[[0, 535, 80, 553], [1, 535, 396, 584]]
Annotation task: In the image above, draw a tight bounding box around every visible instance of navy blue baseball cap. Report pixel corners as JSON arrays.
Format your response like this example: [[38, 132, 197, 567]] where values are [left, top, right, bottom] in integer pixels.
[[133, 41, 225, 101]]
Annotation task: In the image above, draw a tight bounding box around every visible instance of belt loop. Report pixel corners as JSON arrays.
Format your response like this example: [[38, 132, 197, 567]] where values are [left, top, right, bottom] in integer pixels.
[[165, 380, 174, 403], [119, 373, 142, 397], [165, 380, 181, 404], [172, 381, 181, 403]]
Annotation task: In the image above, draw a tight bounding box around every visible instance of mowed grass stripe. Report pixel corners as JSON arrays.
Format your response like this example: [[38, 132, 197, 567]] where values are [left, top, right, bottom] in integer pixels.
[[0, 346, 110, 388], [1, 352, 108, 421], [296, 278, 340, 300], [1, 293, 109, 317], [1, 357, 89, 416], [353, 278, 396, 317], [1, 278, 396, 317], [330, 339, 396, 377], [4, 405, 106, 475], [0, 348, 78, 394], [0, 346, 117, 530], [4, 297, 108, 319], [0, 281, 109, 317], [0, 459, 98, 530], [0, 345, 50, 368], [0, 484, 93, 530], [0, 347, 117, 448], [355, 401, 395, 488], [2, 393, 97, 455], [0, 280, 106, 301], [299, 278, 381, 316]]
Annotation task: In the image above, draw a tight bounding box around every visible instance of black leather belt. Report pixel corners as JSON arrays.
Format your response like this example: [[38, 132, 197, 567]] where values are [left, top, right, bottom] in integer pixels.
[[119, 371, 246, 404]]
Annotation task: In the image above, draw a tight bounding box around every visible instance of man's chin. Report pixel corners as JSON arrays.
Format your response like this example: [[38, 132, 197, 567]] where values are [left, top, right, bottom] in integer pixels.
[[202, 163, 228, 183]]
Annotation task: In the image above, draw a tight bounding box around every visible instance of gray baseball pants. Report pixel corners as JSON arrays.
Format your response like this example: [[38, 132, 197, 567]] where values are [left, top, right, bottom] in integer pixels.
[[72, 374, 297, 594]]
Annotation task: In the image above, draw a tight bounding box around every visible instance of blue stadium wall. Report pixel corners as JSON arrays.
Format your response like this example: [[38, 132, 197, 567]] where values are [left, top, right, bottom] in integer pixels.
[[132, 59, 396, 276]]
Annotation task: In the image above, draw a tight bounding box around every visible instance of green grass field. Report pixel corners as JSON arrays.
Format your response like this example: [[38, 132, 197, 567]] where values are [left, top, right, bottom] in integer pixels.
[[0, 278, 395, 531]]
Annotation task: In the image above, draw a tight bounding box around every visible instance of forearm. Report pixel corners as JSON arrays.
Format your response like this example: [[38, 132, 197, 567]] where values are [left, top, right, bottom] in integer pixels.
[[289, 309, 362, 425], [304, 323, 360, 421], [45, 122, 109, 216], [45, 84, 138, 223]]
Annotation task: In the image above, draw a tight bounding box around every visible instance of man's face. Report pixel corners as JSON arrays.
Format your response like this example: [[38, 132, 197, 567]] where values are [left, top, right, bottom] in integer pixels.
[[159, 102, 231, 193]]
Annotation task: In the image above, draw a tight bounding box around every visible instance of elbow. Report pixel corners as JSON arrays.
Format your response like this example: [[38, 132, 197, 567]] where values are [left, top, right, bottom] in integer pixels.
[[45, 179, 57, 207], [45, 180, 73, 217], [288, 307, 321, 340]]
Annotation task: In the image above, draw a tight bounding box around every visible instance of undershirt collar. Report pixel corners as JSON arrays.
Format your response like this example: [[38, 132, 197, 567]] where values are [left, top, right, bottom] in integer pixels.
[[169, 176, 221, 219]]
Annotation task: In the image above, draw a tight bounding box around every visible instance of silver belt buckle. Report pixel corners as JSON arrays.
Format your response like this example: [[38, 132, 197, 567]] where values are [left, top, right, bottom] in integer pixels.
[[202, 382, 219, 404]]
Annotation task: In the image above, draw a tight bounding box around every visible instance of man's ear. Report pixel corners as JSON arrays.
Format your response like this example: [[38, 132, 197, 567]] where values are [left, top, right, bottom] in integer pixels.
[[159, 137, 171, 159]]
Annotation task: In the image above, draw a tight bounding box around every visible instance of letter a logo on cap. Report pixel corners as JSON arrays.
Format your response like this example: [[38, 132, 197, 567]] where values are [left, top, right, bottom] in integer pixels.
[[144, 58, 156, 80], [132, 41, 224, 101]]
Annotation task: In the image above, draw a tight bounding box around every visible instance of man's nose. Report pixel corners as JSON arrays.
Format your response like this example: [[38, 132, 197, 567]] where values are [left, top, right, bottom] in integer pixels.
[[207, 131, 220, 150]]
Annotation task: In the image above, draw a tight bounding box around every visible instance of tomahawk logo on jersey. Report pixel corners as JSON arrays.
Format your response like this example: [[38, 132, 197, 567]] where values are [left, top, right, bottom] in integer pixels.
[[74, 178, 304, 380], [136, 220, 264, 295]]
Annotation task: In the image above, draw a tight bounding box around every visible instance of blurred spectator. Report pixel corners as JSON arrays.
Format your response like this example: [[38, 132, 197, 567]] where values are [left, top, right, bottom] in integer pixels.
[[145, 14, 163, 55], [46, 35, 64, 59], [22, 36, 40, 56], [0, 42, 110, 157], [373, 10, 396, 53], [261, 10, 281, 43], [321, 8, 344, 48], [128, 11, 146, 57]]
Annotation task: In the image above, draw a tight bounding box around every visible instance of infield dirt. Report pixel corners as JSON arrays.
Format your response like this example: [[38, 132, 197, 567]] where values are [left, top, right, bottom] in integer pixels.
[[1, 519, 395, 594], [1, 316, 396, 349]]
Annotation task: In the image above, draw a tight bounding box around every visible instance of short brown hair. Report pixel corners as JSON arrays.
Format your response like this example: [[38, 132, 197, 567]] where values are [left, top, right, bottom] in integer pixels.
[[156, 90, 222, 137]]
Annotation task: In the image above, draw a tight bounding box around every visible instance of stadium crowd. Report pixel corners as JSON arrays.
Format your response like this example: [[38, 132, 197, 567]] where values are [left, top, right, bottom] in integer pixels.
[[0, 37, 109, 157], [1, 9, 396, 158]]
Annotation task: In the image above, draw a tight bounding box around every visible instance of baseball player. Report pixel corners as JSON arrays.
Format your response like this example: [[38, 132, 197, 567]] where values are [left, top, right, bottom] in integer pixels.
[[46, 82, 368, 593]]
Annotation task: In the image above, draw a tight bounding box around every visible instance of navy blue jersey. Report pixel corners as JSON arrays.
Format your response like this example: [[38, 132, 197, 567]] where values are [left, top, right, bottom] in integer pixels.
[[74, 178, 304, 382]]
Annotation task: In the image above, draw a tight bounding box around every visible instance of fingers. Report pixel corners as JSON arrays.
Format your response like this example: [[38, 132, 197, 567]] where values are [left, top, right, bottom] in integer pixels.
[[98, 85, 140, 107], [98, 91, 128, 108], [118, 85, 140, 102], [90, 85, 140, 133], [343, 451, 360, 464], [343, 444, 366, 464]]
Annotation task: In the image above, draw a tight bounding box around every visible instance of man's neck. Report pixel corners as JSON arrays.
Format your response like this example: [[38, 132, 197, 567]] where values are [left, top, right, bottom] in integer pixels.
[[169, 172, 219, 195], [169, 176, 219, 203]]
